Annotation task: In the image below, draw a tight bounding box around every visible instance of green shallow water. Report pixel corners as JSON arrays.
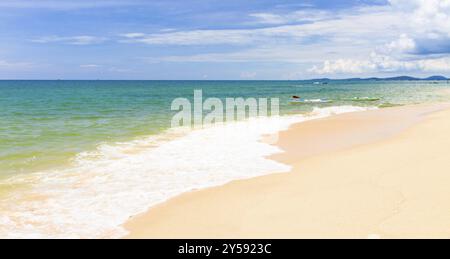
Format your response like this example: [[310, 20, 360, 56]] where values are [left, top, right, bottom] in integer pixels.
[[0, 80, 449, 178]]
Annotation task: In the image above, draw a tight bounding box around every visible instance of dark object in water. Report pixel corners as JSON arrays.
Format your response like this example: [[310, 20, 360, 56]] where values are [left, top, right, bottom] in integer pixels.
[[290, 98, 333, 104], [347, 97, 381, 102], [292, 96, 301, 99]]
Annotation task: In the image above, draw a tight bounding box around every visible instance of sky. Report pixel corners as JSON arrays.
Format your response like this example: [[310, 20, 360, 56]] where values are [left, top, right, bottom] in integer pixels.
[[0, 0, 450, 79]]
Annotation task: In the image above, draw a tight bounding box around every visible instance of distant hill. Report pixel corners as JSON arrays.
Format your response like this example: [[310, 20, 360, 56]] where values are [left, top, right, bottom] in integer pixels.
[[310, 75, 449, 82], [383, 76, 449, 81], [423, 76, 449, 81]]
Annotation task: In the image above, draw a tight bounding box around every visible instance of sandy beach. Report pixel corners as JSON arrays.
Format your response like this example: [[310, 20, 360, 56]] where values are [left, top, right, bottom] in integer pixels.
[[125, 103, 450, 239]]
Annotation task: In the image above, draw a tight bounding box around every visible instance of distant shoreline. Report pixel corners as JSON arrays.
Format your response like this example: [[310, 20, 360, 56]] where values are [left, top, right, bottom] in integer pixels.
[[0, 76, 449, 82], [308, 75, 450, 82]]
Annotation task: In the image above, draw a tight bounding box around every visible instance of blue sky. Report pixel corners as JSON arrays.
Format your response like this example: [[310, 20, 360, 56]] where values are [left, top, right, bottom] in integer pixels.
[[0, 0, 449, 79]]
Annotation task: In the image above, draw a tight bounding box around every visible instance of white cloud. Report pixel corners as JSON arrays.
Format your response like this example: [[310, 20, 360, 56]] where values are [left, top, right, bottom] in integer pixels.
[[32, 36, 107, 45], [131, 5, 402, 75], [120, 6, 403, 46], [387, 0, 450, 54], [310, 53, 450, 75], [80, 64, 101, 68], [0, 60, 32, 70], [249, 13, 288, 25], [116, 1, 450, 76], [120, 29, 256, 45], [380, 34, 417, 55], [0, 0, 144, 10], [120, 33, 146, 39], [419, 58, 450, 72], [249, 10, 333, 25], [309, 59, 376, 75], [389, 0, 450, 34], [141, 41, 368, 64], [308, 0, 450, 75]]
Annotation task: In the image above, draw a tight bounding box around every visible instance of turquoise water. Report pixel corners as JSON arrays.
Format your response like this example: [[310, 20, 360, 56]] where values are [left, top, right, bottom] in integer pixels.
[[1, 80, 449, 178]]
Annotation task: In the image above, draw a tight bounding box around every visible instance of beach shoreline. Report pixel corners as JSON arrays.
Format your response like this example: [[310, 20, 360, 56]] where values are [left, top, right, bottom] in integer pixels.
[[124, 102, 450, 239]]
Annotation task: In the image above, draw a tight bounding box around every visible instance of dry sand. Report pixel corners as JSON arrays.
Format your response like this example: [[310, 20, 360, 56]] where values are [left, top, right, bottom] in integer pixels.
[[125, 103, 450, 239]]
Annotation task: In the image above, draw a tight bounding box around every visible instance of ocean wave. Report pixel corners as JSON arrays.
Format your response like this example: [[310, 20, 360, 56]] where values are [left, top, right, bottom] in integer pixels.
[[0, 105, 376, 239]]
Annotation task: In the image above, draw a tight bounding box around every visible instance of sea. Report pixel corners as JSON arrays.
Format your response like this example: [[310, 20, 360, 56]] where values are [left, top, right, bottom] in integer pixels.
[[0, 80, 449, 238]]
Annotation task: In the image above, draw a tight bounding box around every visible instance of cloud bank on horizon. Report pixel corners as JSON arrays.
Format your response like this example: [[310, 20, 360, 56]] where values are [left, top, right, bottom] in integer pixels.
[[0, 0, 449, 79]]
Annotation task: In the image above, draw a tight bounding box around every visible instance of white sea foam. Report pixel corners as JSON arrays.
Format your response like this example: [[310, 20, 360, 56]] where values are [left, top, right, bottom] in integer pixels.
[[0, 106, 375, 238]]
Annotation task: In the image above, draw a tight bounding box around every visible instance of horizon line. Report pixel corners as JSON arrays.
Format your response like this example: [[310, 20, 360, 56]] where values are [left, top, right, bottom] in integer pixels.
[[0, 75, 449, 81]]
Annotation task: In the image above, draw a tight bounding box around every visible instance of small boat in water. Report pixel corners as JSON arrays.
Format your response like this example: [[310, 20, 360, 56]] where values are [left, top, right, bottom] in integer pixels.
[[313, 81, 328, 85], [349, 97, 381, 102], [290, 98, 333, 104]]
